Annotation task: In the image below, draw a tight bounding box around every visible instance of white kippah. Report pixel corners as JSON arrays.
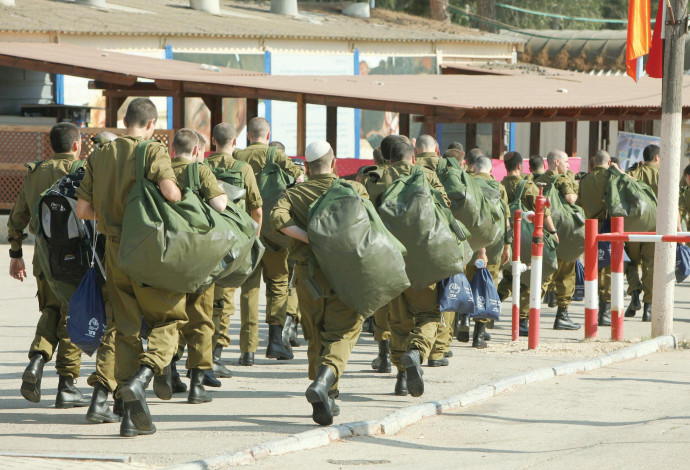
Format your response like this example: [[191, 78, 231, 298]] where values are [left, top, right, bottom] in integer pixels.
[[305, 140, 332, 162]]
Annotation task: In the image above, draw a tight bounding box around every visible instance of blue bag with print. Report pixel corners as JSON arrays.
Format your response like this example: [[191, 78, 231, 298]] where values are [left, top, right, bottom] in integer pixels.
[[469, 267, 501, 321], [573, 259, 585, 301], [676, 244, 690, 283], [67, 267, 106, 356], [438, 273, 474, 314]]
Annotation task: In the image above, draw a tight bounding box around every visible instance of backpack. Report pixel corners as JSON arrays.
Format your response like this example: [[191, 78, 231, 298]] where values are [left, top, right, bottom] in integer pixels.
[[257, 146, 295, 249], [472, 176, 508, 264], [509, 179, 559, 283], [543, 174, 586, 262], [307, 179, 410, 317], [378, 165, 468, 289], [206, 160, 247, 209], [33, 160, 99, 304], [436, 158, 503, 252], [605, 165, 657, 232]]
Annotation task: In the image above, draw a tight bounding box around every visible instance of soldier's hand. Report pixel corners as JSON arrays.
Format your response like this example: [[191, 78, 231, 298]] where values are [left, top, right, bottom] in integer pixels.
[[9, 258, 27, 282], [501, 245, 511, 266], [553, 233, 560, 244], [478, 247, 488, 264], [296, 175, 305, 184]]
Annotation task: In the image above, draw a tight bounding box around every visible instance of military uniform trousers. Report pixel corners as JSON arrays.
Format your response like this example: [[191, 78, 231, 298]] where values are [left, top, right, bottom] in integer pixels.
[[519, 275, 552, 319], [295, 264, 363, 393], [552, 260, 576, 308], [287, 260, 302, 324], [625, 242, 654, 303], [389, 284, 442, 371], [105, 238, 187, 384], [87, 296, 117, 392], [212, 285, 234, 349], [29, 260, 82, 378], [429, 311, 455, 361], [240, 247, 290, 352], [497, 269, 512, 302], [373, 303, 391, 342], [176, 286, 215, 370]]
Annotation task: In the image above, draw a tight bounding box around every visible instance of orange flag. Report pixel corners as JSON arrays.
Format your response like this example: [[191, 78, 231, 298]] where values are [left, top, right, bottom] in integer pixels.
[[626, 0, 652, 81]]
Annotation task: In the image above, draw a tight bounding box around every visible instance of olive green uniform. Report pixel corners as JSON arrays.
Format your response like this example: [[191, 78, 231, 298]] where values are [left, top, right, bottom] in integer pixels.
[[7, 153, 84, 378], [375, 161, 450, 371], [234, 143, 303, 353], [578, 166, 612, 302], [625, 164, 659, 303], [680, 185, 690, 228], [534, 170, 578, 309], [415, 152, 440, 171], [271, 173, 367, 392], [76, 136, 187, 384], [205, 152, 263, 350], [172, 157, 226, 369]]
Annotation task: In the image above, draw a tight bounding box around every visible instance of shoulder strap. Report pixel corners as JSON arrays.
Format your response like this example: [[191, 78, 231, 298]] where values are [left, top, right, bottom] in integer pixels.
[[266, 146, 277, 165], [549, 174, 561, 186], [230, 160, 246, 171], [186, 162, 201, 192], [515, 179, 528, 201], [410, 164, 424, 176], [69, 160, 85, 174], [134, 141, 151, 183], [445, 157, 463, 171]]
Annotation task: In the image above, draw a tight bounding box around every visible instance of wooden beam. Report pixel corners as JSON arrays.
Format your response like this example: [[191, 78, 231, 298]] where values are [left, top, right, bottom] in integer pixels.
[[296, 94, 307, 156], [399, 113, 410, 138], [0, 54, 137, 86], [466, 123, 477, 150], [588, 121, 599, 159], [492, 122, 505, 158], [565, 121, 577, 157], [105, 95, 125, 128], [246, 98, 258, 146], [326, 106, 337, 155], [529, 122, 540, 156]]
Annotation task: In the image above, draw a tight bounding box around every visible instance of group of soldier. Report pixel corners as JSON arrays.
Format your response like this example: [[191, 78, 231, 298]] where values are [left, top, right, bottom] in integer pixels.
[[6, 96, 665, 437]]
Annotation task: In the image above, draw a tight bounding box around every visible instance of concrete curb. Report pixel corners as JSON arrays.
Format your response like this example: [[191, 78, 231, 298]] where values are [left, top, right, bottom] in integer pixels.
[[166, 335, 677, 470]]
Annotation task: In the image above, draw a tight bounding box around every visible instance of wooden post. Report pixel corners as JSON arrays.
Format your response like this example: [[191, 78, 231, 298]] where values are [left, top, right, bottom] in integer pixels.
[[492, 122, 504, 158], [399, 113, 410, 138], [296, 94, 306, 156], [466, 123, 477, 150], [246, 98, 258, 146], [172, 93, 185, 130], [529, 122, 540, 156], [326, 106, 337, 155], [201, 96, 223, 132], [423, 116, 437, 137], [565, 121, 577, 158], [601, 121, 610, 151], [588, 121, 599, 160], [634, 120, 645, 134], [105, 95, 125, 128]]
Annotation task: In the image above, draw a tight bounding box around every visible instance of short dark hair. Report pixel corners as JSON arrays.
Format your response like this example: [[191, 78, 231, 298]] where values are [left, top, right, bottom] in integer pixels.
[[390, 142, 414, 163], [372, 147, 385, 166], [643, 144, 660, 162], [610, 156, 620, 165], [269, 141, 286, 151], [504, 151, 523, 172], [528, 155, 544, 173], [123, 98, 158, 128], [465, 148, 486, 167], [684, 163, 690, 178], [447, 142, 464, 152], [49, 122, 80, 154], [247, 117, 270, 140], [380, 135, 405, 160], [443, 148, 464, 164], [173, 128, 198, 156], [213, 123, 237, 147]]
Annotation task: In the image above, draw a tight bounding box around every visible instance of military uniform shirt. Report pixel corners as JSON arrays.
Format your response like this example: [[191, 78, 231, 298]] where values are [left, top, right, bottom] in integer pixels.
[[415, 152, 440, 171], [533, 170, 577, 198], [171, 157, 225, 201], [75, 136, 176, 238], [385, 161, 451, 207], [7, 153, 78, 251], [234, 142, 303, 180], [628, 163, 659, 197], [206, 151, 263, 211], [578, 166, 610, 220], [502, 174, 551, 216], [271, 173, 369, 265]]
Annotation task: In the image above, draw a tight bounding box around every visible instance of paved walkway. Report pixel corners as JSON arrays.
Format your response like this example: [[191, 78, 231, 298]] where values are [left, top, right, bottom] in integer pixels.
[[1, 247, 689, 468]]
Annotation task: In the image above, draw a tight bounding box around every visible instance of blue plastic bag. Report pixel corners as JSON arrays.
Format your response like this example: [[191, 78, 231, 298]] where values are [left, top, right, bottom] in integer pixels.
[[598, 220, 630, 268], [67, 267, 106, 356], [676, 244, 690, 283], [469, 267, 501, 321], [438, 273, 474, 314], [573, 259, 585, 301]]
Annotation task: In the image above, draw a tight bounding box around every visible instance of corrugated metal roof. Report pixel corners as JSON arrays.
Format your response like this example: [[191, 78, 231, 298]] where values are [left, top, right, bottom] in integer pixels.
[[0, 0, 519, 45]]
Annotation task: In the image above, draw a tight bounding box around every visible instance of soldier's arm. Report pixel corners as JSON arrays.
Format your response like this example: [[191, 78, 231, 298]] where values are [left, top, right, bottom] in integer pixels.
[[272, 193, 308, 243], [275, 149, 304, 181], [353, 181, 370, 201], [426, 171, 450, 206], [75, 161, 96, 220], [7, 186, 29, 281], [243, 166, 263, 235], [199, 166, 228, 212], [146, 143, 181, 202], [558, 178, 578, 205]]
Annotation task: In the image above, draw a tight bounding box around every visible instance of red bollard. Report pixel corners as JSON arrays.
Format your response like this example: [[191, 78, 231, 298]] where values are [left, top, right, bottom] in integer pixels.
[[610, 216, 625, 341], [528, 186, 548, 350], [512, 210, 522, 341], [584, 219, 599, 339]]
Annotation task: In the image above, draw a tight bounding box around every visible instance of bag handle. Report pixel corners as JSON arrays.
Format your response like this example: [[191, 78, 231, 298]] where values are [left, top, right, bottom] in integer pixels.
[[186, 162, 202, 192], [134, 141, 151, 183], [515, 178, 528, 201]]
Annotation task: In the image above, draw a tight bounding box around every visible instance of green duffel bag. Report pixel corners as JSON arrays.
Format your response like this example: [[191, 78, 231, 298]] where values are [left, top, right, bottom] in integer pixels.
[[605, 165, 657, 232], [308, 179, 410, 317], [437, 158, 503, 251], [205, 160, 247, 210], [118, 142, 240, 293], [472, 175, 507, 252], [258, 146, 295, 249], [378, 165, 468, 289], [544, 174, 585, 262], [509, 179, 559, 284]]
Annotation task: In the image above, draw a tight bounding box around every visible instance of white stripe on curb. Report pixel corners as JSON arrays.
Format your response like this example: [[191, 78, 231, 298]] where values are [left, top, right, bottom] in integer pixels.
[[165, 335, 677, 470]]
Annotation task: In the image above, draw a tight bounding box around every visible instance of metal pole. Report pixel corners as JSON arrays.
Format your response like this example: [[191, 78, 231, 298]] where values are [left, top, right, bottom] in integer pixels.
[[610, 216, 625, 341], [584, 219, 599, 339], [528, 186, 547, 350], [652, 0, 687, 337], [512, 209, 522, 341]]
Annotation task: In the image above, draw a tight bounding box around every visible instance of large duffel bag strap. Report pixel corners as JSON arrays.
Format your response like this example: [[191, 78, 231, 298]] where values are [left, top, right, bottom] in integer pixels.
[[186, 162, 202, 193], [134, 140, 153, 183], [69, 160, 85, 174]]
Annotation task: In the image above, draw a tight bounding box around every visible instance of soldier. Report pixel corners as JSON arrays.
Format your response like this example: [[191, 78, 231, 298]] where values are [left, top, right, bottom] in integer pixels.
[[578, 150, 613, 327], [533, 150, 581, 331], [464, 148, 486, 173], [8, 122, 91, 409], [414, 134, 440, 170], [625, 144, 660, 322], [271, 140, 368, 426], [233, 117, 304, 365], [75, 98, 187, 437]]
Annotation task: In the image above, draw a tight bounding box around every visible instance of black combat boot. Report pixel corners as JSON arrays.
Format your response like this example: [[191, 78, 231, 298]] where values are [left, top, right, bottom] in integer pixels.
[[329, 398, 340, 417], [371, 340, 392, 373], [444, 350, 453, 358], [287, 315, 301, 347], [203, 370, 222, 388], [472, 322, 487, 349], [642, 303, 652, 322], [553, 307, 581, 330], [212, 345, 233, 379], [119, 365, 155, 435], [113, 391, 123, 418], [400, 349, 424, 397], [455, 314, 470, 343], [599, 301, 612, 327], [170, 358, 187, 394], [152, 365, 173, 400], [361, 317, 375, 334], [55, 375, 90, 408], [239, 352, 254, 366], [21, 353, 45, 403], [305, 366, 337, 426], [546, 290, 557, 308], [188, 368, 213, 404], [266, 324, 294, 360], [394, 370, 408, 396], [484, 332, 492, 341], [625, 290, 642, 317], [86, 383, 120, 423], [519, 318, 529, 337], [427, 356, 449, 367]]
